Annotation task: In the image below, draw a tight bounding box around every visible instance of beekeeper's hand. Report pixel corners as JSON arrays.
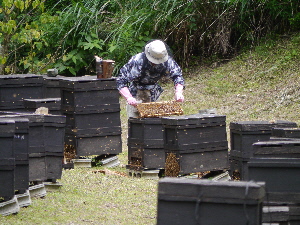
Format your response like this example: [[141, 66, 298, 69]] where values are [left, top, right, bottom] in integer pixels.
[[119, 87, 137, 106], [175, 84, 184, 102]]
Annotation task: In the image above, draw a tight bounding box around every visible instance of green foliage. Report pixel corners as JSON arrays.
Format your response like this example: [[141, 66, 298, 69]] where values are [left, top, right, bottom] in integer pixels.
[[289, 12, 300, 29], [1, 0, 300, 76], [0, 0, 58, 74]]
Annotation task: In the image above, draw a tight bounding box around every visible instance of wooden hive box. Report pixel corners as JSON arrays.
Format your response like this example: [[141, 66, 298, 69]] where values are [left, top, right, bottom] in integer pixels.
[[157, 178, 265, 225], [127, 143, 165, 170], [64, 110, 121, 136], [0, 74, 44, 110], [60, 76, 120, 112], [247, 157, 300, 204], [272, 127, 300, 139], [64, 132, 122, 157], [162, 113, 228, 151], [230, 120, 298, 159]]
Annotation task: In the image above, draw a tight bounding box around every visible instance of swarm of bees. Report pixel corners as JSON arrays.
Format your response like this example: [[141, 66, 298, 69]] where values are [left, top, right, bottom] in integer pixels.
[[165, 152, 180, 177], [64, 144, 76, 162], [136, 101, 183, 118]]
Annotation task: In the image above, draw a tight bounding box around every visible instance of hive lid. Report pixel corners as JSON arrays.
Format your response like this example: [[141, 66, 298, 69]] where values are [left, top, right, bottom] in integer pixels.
[[248, 157, 300, 167], [43, 114, 66, 124], [230, 120, 298, 132], [0, 113, 44, 125], [253, 140, 300, 157], [59, 76, 116, 90], [162, 113, 226, 126], [128, 117, 163, 124], [0, 74, 44, 85], [0, 118, 15, 135], [158, 178, 265, 203], [0, 117, 29, 133], [24, 98, 61, 110], [272, 127, 300, 138]]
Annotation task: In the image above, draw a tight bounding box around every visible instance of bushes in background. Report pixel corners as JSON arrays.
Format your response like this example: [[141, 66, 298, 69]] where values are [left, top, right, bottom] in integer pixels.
[[1, 0, 300, 76]]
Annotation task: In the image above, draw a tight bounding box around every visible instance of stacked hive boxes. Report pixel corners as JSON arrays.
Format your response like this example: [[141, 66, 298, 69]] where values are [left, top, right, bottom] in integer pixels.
[[162, 113, 229, 175], [127, 117, 165, 170], [42, 114, 66, 182], [246, 127, 300, 224], [0, 119, 16, 201], [229, 120, 297, 180], [60, 76, 122, 158], [0, 112, 66, 183], [0, 74, 44, 112], [8, 117, 29, 194], [157, 178, 266, 225]]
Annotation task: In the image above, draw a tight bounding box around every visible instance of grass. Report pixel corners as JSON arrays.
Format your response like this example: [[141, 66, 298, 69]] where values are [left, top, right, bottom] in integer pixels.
[[0, 33, 299, 224]]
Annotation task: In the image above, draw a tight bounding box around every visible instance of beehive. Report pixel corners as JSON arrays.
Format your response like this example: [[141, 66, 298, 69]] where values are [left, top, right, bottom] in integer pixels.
[[157, 178, 266, 225]]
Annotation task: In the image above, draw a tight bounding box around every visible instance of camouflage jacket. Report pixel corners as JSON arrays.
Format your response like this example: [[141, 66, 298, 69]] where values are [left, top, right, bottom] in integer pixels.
[[116, 52, 184, 101]]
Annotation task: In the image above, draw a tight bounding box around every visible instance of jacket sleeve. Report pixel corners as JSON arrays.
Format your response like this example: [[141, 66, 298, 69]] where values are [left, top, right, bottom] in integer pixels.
[[166, 58, 185, 87], [116, 53, 144, 90]]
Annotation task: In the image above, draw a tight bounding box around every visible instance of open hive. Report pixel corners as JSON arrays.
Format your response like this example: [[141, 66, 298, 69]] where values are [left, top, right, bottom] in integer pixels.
[[136, 101, 183, 118]]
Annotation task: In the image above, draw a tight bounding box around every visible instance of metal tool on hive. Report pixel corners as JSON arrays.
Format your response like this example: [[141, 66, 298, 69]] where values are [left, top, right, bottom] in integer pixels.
[[95, 55, 115, 79], [136, 100, 184, 118]]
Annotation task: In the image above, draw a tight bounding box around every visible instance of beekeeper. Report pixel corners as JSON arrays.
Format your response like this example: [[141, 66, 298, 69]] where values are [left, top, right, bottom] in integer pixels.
[[116, 39, 185, 117]]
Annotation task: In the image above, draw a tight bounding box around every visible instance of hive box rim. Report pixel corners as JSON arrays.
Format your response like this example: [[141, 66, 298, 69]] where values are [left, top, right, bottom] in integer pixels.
[[230, 120, 298, 131], [248, 157, 300, 168], [161, 113, 226, 126], [158, 178, 266, 203]]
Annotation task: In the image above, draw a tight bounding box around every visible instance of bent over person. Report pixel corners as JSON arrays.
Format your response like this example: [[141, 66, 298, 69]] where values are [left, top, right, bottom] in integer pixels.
[[116, 39, 185, 117]]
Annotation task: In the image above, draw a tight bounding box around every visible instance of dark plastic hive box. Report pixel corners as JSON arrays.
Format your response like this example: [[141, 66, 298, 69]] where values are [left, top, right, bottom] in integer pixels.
[[43, 114, 66, 154], [59, 76, 117, 90], [128, 117, 164, 148], [60, 76, 119, 112], [272, 127, 300, 139], [247, 158, 300, 204], [61, 89, 120, 112], [157, 178, 265, 225], [162, 114, 227, 151], [0, 119, 15, 159], [64, 110, 121, 136], [252, 140, 300, 158], [29, 153, 47, 182], [127, 143, 165, 169], [65, 133, 122, 157], [0, 117, 16, 200], [29, 152, 63, 182], [262, 206, 289, 224], [0, 158, 15, 201], [0, 113, 44, 154], [229, 150, 249, 180], [230, 120, 298, 158], [11, 117, 29, 193], [166, 147, 229, 174], [45, 152, 63, 181], [127, 118, 165, 170], [0, 113, 65, 182], [289, 205, 300, 225], [0, 74, 44, 109]]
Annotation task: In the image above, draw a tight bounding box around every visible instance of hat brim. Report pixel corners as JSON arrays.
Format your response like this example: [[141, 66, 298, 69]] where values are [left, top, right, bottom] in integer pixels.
[[145, 45, 169, 64]]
